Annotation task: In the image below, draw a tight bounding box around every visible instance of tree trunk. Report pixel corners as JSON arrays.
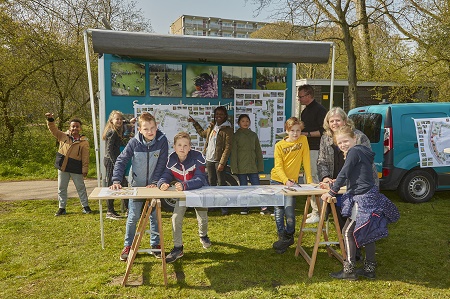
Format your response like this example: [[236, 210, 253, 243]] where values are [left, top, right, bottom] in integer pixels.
[[341, 21, 358, 109], [1, 94, 15, 142], [355, 0, 374, 79]]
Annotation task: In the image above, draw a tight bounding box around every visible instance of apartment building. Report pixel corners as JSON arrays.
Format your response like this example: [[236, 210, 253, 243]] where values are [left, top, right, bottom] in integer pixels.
[[170, 15, 267, 38]]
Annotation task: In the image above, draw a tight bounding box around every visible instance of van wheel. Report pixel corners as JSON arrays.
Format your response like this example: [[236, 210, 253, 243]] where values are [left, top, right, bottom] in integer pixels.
[[398, 170, 435, 203]]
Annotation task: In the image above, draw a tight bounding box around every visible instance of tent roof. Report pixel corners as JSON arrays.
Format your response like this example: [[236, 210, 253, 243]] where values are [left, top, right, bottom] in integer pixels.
[[89, 29, 332, 64]]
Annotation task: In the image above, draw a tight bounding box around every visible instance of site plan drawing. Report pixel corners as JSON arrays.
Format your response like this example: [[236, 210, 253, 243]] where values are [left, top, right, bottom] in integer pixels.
[[183, 185, 285, 207], [97, 187, 138, 197], [414, 117, 450, 167], [234, 89, 285, 157], [134, 103, 229, 152]]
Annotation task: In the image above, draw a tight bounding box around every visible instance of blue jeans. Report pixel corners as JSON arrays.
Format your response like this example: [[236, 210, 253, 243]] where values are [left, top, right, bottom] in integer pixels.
[[124, 199, 159, 247], [271, 180, 296, 235], [237, 173, 260, 186]]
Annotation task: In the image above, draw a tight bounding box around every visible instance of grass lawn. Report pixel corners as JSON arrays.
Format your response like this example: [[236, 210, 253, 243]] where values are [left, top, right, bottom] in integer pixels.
[[1, 192, 449, 298]]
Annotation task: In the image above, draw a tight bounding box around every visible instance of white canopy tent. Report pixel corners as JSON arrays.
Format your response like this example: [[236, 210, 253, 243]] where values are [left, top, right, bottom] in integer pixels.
[[83, 29, 335, 246]]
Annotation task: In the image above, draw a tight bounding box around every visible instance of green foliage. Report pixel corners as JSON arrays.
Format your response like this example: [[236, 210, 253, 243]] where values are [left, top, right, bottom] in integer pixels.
[[0, 192, 449, 298], [0, 123, 97, 180]]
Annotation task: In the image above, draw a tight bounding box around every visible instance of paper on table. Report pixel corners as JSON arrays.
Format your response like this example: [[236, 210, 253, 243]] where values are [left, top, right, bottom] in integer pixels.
[[250, 185, 285, 195], [97, 187, 138, 197]]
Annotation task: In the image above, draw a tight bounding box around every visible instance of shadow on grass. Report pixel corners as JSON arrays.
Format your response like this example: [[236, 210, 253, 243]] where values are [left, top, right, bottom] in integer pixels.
[[132, 240, 346, 291], [117, 193, 450, 293]]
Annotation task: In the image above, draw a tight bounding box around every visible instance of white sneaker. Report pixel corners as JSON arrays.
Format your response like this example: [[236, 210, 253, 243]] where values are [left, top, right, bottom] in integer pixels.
[[306, 212, 313, 218], [305, 213, 320, 224]]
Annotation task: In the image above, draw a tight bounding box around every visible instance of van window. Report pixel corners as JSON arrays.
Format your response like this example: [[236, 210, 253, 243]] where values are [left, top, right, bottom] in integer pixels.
[[349, 113, 382, 143]]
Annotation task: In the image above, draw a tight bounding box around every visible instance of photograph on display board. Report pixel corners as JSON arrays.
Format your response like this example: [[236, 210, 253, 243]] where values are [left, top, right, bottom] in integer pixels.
[[256, 67, 287, 90], [221, 66, 253, 98], [186, 65, 218, 98], [111, 62, 146, 96], [149, 63, 182, 97]]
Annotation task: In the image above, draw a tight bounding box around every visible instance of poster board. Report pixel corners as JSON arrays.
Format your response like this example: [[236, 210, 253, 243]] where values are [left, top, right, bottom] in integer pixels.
[[233, 89, 286, 157], [414, 117, 450, 167], [134, 103, 231, 152]]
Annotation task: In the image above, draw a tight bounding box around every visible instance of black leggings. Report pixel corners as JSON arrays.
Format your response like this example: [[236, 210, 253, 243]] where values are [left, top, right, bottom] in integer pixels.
[[342, 218, 376, 263]]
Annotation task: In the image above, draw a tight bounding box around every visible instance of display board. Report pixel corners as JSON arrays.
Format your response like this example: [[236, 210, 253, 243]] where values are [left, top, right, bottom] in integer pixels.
[[414, 117, 450, 167], [134, 103, 232, 152], [233, 89, 286, 157]]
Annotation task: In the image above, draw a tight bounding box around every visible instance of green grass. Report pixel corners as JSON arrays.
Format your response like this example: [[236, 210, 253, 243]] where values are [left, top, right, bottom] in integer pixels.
[[1, 192, 449, 298]]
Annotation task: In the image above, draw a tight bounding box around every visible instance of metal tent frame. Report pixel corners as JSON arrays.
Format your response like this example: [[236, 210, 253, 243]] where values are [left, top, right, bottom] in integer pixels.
[[83, 29, 335, 247]]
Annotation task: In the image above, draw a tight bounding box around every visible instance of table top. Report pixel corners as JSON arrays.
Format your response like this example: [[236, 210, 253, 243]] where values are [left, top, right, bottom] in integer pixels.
[[88, 184, 342, 200]]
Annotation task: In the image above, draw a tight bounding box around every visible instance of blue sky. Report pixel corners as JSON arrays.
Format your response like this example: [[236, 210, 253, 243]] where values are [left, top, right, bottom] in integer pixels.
[[133, 0, 277, 34]]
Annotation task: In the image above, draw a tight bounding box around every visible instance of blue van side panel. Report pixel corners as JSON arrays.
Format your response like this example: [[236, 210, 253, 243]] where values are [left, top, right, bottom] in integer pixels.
[[392, 110, 449, 170], [349, 102, 450, 193]]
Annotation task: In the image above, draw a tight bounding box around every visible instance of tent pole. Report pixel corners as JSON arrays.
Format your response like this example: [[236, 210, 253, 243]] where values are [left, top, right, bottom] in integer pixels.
[[84, 30, 105, 249], [330, 43, 336, 110]]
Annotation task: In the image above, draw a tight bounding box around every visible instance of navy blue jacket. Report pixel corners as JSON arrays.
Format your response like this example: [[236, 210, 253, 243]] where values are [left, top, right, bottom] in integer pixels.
[[341, 186, 400, 247], [329, 145, 375, 196], [157, 150, 208, 191]]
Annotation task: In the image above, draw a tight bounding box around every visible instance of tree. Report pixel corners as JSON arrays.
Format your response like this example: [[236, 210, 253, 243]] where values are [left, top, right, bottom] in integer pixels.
[[377, 0, 449, 102], [0, 0, 152, 143], [253, 0, 382, 109]]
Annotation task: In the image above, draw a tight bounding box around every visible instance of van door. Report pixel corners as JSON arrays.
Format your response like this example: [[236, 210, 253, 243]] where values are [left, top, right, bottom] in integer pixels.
[[348, 107, 385, 176]]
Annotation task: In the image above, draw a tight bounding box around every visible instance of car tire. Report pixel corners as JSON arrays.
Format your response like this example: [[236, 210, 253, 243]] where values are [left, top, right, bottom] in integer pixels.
[[160, 198, 177, 212], [225, 173, 238, 186], [397, 170, 435, 203]]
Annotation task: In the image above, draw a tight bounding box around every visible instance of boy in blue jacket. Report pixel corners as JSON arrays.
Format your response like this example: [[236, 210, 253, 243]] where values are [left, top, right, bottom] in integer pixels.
[[157, 132, 210, 263], [110, 112, 169, 261]]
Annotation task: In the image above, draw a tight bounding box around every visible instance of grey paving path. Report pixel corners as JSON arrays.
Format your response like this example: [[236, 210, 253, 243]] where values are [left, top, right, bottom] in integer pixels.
[[0, 179, 99, 201]]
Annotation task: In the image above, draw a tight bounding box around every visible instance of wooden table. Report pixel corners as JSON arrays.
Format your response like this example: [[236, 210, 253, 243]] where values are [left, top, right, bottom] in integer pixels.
[[89, 185, 345, 285], [90, 187, 182, 286]]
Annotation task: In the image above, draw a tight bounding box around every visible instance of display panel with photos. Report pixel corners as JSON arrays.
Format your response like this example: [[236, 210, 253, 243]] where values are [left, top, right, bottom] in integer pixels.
[[186, 65, 218, 98], [111, 62, 146, 96], [256, 67, 287, 90], [221, 66, 253, 98], [134, 103, 216, 152], [149, 64, 182, 97]]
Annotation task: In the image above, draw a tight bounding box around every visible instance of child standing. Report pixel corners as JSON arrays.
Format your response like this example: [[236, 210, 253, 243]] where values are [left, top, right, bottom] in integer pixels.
[[189, 106, 233, 215], [157, 132, 210, 263], [230, 114, 266, 215], [110, 112, 169, 262], [321, 125, 399, 280], [45, 113, 92, 216], [102, 110, 134, 220], [271, 117, 312, 254]]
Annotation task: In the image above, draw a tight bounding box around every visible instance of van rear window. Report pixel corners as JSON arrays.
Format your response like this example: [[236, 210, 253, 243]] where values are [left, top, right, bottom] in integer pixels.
[[349, 113, 382, 143]]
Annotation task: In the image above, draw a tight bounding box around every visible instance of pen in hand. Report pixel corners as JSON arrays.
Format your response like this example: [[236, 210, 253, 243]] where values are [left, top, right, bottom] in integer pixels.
[[288, 179, 302, 188]]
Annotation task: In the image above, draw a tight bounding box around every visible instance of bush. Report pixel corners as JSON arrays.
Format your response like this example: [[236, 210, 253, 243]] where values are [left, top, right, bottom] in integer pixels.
[[0, 123, 97, 181]]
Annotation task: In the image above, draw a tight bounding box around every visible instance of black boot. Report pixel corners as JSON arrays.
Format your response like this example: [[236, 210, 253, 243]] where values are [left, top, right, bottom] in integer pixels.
[[330, 261, 358, 280], [273, 231, 294, 254], [272, 233, 285, 250], [356, 260, 377, 279]]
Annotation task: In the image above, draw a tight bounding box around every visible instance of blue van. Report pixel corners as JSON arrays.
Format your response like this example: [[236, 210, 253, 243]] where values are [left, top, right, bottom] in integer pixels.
[[348, 102, 450, 203]]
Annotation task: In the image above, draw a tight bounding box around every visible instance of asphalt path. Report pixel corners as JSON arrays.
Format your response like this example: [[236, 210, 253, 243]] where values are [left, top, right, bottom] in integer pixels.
[[0, 179, 99, 201]]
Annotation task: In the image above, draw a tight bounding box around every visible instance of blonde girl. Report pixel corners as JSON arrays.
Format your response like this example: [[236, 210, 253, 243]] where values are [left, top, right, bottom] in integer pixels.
[[102, 110, 131, 219]]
